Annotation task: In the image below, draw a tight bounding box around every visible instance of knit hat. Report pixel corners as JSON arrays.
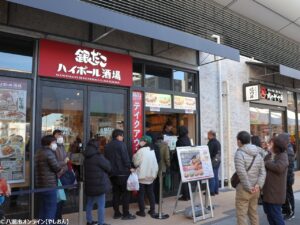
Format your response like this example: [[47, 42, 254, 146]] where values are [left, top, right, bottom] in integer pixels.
[[140, 135, 152, 144]]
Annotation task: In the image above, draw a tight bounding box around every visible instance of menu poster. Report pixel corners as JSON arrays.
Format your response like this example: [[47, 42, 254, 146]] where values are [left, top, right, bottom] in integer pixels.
[[177, 146, 214, 183], [0, 78, 27, 184], [174, 96, 196, 111], [145, 93, 171, 109], [163, 135, 178, 151]]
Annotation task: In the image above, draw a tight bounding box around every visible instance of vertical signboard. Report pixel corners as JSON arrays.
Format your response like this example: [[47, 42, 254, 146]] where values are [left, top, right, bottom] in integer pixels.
[[132, 91, 143, 154]]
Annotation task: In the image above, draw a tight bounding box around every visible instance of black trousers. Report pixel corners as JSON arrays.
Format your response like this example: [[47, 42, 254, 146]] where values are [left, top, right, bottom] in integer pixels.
[[111, 176, 131, 216], [282, 183, 295, 214], [181, 183, 190, 199], [138, 183, 155, 213]]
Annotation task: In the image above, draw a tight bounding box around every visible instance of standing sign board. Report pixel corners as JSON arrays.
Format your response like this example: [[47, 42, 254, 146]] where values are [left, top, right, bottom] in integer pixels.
[[176, 146, 214, 183], [39, 39, 133, 86]]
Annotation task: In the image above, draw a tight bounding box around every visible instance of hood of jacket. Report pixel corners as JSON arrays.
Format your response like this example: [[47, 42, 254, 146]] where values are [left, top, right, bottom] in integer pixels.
[[239, 144, 259, 157], [84, 142, 99, 158]]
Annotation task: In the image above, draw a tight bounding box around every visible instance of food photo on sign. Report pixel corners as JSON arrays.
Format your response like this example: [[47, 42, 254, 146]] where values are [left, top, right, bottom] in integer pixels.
[[176, 146, 214, 183]]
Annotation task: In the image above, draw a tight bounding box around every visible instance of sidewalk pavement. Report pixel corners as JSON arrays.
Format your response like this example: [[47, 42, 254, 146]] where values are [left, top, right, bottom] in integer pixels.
[[64, 171, 300, 225]]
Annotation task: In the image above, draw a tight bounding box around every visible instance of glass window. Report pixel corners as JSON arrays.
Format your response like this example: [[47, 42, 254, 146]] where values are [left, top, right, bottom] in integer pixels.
[[89, 91, 125, 152], [133, 63, 143, 87], [250, 107, 270, 142], [0, 33, 33, 73], [145, 65, 171, 90], [41, 87, 84, 152], [0, 77, 32, 219], [173, 70, 196, 93]]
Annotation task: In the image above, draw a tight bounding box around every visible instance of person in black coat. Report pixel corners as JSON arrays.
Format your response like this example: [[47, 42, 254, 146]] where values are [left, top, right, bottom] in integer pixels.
[[84, 139, 111, 225], [176, 126, 191, 201], [104, 129, 136, 220], [207, 130, 221, 196], [35, 135, 62, 225]]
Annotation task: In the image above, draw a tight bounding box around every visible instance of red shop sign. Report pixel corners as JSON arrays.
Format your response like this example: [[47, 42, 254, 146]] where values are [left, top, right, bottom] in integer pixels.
[[132, 91, 143, 154], [38, 39, 133, 86]]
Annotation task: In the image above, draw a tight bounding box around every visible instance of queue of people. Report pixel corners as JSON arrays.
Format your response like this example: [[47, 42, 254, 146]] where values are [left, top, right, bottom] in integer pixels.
[[32, 123, 296, 225], [234, 131, 296, 225]]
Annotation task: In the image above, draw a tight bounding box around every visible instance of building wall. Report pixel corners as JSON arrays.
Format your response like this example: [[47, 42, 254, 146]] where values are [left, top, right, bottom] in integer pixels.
[[199, 55, 251, 179]]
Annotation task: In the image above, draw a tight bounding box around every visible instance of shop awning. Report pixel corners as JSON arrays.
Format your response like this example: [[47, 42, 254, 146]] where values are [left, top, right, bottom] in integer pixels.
[[8, 0, 240, 62], [246, 61, 300, 80]]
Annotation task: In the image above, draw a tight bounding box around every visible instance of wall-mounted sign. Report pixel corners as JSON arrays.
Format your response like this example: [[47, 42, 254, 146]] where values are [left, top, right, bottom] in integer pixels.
[[244, 84, 260, 101], [132, 91, 143, 154], [39, 39, 133, 86], [145, 93, 171, 109], [243, 83, 287, 107], [174, 96, 196, 111]]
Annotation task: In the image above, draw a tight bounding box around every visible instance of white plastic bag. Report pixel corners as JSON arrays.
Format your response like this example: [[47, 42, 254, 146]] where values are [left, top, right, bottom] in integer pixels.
[[127, 172, 139, 191]]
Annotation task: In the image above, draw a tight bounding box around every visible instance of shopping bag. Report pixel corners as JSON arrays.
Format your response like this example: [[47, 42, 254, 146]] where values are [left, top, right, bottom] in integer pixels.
[[57, 179, 67, 202], [127, 172, 139, 191]]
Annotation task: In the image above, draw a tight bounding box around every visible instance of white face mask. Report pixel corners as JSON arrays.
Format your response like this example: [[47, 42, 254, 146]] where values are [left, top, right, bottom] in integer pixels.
[[50, 143, 58, 151], [57, 137, 64, 144]]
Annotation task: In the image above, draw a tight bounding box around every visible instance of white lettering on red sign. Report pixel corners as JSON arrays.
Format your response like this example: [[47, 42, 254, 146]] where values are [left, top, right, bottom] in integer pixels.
[[132, 91, 143, 154]]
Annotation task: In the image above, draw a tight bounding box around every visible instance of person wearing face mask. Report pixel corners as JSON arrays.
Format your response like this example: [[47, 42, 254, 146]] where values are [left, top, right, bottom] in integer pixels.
[[53, 130, 69, 222], [133, 135, 158, 217], [35, 135, 62, 225]]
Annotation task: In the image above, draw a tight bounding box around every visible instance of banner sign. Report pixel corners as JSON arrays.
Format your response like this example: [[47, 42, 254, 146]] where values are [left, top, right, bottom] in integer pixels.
[[132, 91, 143, 154], [145, 93, 171, 108], [39, 39, 133, 86], [177, 146, 214, 183], [174, 96, 196, 110]]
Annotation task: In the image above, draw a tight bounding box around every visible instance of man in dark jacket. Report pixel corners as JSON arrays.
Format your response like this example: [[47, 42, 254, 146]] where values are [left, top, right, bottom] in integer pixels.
[[84, 139, 111, 225], [280, 133, 295, 220], [104, 129, 136, 220], [35, 135, 62, 225], [176, 126, 191, 201], [207, 130, 221, 195]]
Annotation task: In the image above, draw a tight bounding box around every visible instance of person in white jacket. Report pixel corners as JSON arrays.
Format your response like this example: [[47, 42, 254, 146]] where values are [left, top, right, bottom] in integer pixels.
[[133, 135, 158, 218]]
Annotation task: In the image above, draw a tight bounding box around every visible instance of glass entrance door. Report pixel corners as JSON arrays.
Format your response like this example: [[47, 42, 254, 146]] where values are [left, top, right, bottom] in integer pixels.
[[270, 110, 285, 137], [88, 87, 127, 152]]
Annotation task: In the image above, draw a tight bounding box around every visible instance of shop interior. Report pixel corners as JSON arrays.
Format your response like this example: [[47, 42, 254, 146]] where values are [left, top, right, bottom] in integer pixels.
[[146, 112, 196, 145]]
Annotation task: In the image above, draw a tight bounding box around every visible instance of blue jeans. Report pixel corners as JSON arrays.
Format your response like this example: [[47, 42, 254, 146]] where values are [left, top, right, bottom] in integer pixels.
[[86, 194, 106, 224], [37, 190, 57, 225], [263, 202, 285, 225], [209, 166, 220, 194]]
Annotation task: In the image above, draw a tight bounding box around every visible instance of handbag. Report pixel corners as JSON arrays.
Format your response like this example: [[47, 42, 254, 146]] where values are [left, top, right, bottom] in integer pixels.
[[60, 170, 76, 186], [231, 155, 256, 188]]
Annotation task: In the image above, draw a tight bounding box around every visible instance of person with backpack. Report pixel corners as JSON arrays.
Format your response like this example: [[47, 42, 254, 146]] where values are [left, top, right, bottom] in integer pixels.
[[234, 131, 266, 225]]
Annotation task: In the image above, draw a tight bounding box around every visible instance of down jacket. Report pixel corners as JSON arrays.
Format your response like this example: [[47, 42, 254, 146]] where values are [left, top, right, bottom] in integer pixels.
[[234, 144, 266, 192], [35, 147, 62, 188], [133, 146, 158, 184], [84, 140, 112, 196]]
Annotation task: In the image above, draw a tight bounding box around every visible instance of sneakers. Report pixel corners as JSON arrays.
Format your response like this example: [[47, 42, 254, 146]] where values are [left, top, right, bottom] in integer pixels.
[[121, 213, 136, 220], [178, 196, 190, 201], [284, 212, 295, 220], [148, 210, 155, 216], [113, 212, 122, 219], [86, 222, 97, 225], [136, 211, 146, 217]]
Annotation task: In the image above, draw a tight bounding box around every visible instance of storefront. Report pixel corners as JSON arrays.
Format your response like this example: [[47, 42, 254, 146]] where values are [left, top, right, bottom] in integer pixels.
[[244, 78, 300, 169], [0, 31, 202, 218]]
